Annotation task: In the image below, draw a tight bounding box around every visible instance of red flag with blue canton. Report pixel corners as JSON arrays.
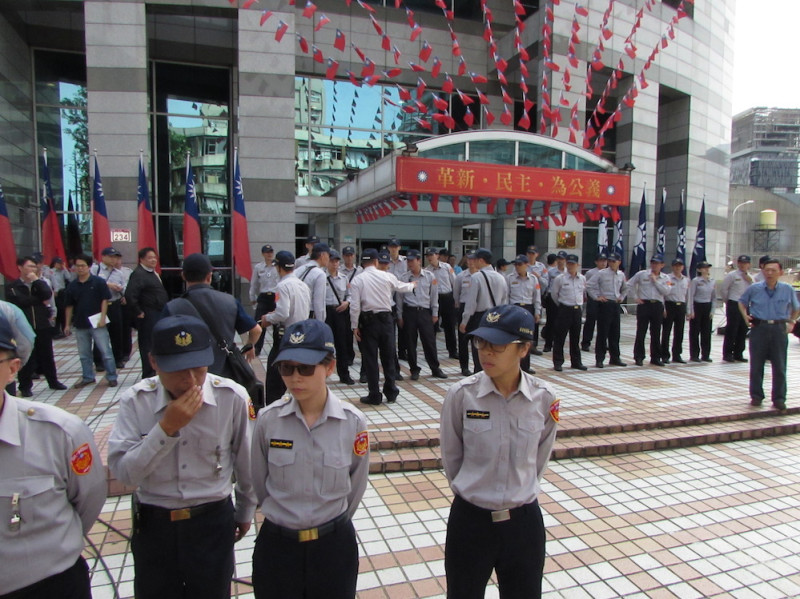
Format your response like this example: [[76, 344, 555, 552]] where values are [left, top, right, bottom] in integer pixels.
[[92, 155, 112, 261], [0, 184, 18, 280], [232, 151, 253, 281], [40, 152, 67, 265], [137, 155, 160, 272], [183, 157, 202, 257]]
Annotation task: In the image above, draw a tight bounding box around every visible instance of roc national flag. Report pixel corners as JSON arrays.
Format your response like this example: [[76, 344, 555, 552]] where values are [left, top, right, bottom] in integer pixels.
[[689, 197, 707, 278], [92, 154, 111, 261], [656, 187, 666, 256], [613, 216, 625, 271], [137, 155, 160, 272], [676, 189, 686, 266], [597, 215, 608, 255], [183, 156, 202, 257], [0, 184, 19, 280], [40, 151, 67, 265], [66, 193, 83, 258], [232, 150, 253, 281], [629, 189, 647, 276]]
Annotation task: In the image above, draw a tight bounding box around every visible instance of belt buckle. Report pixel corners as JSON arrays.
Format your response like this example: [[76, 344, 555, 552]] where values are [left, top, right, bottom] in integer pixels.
[[170, 508, 192, 522], [298, 527, 319, 542], [767, 320, 776, 324], [491, 509, 511, 523]]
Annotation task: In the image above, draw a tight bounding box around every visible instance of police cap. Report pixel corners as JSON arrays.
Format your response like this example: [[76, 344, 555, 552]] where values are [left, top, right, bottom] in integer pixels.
[[469, 304, 534, 345], [151, 315, 214, 373]]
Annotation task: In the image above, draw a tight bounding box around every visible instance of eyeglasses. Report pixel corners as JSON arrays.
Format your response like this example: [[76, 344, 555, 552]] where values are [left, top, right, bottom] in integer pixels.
[[277, 362, 319, 377], [471, 338, 523, 353]]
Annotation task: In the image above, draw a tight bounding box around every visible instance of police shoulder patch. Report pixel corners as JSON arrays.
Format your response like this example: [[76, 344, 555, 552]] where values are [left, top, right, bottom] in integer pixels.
[[549, 398, 560, 423], [248, 401, 257, 421], [353, 430, 369, 457], [71, 442, 93, 475]]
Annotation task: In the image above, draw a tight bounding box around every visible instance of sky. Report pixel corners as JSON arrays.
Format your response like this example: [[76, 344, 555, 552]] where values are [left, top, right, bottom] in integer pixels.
[[732, 0, 800, 114]]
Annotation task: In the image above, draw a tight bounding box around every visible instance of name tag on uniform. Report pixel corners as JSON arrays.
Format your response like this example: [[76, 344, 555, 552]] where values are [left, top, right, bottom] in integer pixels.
[[269, 439, 294, 449], [466, 410, 490, 419]]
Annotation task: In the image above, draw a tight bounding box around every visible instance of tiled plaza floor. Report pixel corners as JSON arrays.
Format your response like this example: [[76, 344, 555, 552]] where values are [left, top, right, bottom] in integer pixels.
[[23, 312, 800, 598]]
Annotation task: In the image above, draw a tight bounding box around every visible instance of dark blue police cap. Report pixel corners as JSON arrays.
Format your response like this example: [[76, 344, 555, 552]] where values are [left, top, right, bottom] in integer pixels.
[[261, 245, 274, 253], [329, 250, 341, 260], [182, 253, 213, 275], [557, 251, 568, 259], [361, 248, 379, 261], [407, 249, 422, 260], [526, 245, 539, 254], [425, 247, 438, 256], [567, 254, 580, 263], [0, 316, 17, 352], [306, 235, 320, 244], [469, 304, 535, 345], [474, 248, 492, 262], [101, 247, 122, 256], [312, 242, 331, 254], [273, 250, 295, 269], [378, 251, 391, 263], [342, 246, 355, 255], [650, 254, 665, 263], [607, 253, 621, 262], [387, 238, 401, 247], [275, 319, 336, 364], [151, 315, 214, 373], [596, 253, 608, 261], [513, 254, 529, 264], [737, 254, 751, 263]]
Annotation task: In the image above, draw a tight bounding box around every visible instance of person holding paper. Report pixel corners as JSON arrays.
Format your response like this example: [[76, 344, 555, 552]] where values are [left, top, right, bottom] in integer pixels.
[[64, 253, 118, 389]]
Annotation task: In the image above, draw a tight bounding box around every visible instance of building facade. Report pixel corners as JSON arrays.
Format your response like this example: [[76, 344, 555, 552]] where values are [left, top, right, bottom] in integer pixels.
[[0, 0, 735, 293]]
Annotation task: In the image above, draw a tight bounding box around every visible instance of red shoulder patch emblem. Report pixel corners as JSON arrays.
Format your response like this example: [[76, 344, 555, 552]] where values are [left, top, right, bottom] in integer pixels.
[[71, 443, 93, 475], [248, 401, 257, 421], [549, 399, 560, 423], [353, 430, 369, 457]]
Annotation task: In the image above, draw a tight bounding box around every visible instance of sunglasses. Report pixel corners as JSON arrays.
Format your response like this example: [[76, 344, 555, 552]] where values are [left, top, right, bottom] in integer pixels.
[[277, 362, 320, 377], [471, 338, 524, 353]]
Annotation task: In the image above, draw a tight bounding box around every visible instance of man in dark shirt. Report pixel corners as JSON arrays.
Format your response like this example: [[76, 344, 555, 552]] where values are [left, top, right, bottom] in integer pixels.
[[125, 247, 168, 379], [163, 253, 261, 379], [6, 255, 67, 395], [64, 253, 118, 388]]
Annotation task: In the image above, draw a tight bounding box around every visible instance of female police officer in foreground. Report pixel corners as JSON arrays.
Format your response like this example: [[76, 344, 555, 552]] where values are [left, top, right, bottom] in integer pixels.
[[440, 304, 559, 598], [251, 319, 369, 598]]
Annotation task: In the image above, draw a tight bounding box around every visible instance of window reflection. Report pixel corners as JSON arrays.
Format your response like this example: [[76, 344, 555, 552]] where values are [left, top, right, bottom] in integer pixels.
[[565, 154, 605, 172], [518, 143, 562, 169], [469, 140, 516, 165]]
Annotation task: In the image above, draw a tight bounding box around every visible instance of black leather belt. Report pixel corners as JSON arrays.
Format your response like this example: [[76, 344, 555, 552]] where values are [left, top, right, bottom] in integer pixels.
[[258, 292, 276, 297], [404, 306, 430, 312], [139, 497, 229, 523], [751, 318, 786, 326], [644, 299, 662, 303], [665, 301, 684, 306], [516, 303, 532, 307], [560, 304, 582, 309], [264, 512, 349, 543]]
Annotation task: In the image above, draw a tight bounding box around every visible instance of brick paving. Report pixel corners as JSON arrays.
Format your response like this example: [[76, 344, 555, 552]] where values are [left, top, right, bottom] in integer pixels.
[[26, 313, 800, 598]]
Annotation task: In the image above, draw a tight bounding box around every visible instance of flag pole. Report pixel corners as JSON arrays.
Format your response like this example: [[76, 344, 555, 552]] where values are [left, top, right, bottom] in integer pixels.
[[39, 148, 47, 256]]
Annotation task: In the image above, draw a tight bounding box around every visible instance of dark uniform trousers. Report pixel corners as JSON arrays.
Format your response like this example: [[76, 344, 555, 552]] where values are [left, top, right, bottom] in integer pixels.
[[121, 300, 133, 361], [689, 302, 713, 361], [595, 301, 623, 362], [515, 304, 536, 371], [18, 327, 57, 392], [634, 301, 664, 362], [553, 304, 583, 368], [137, 308, 162, 379], [131, 497, 235, 599], [360, 311, 398, 401], [457, 303, 470, 372], [749, 322, 789, 404], [0, 557, 91, 599], [54, 290, 68, 335], [254, 292, 276, 355], [326, 305, 352, 380], [93, 300, 124, 366], [541, 294, 558, 350], [445, 496, 545, 599], [402, 307, 440, 374], [581, 297, 599, 348], [723, 299, 748, 360], [252, 516, 357, 599], [393, 307, 408, 360], [265, 326, 287, 405], [661, 301, 686, 361], [438, 292, 458, 356], [467, 311, 486, 373]]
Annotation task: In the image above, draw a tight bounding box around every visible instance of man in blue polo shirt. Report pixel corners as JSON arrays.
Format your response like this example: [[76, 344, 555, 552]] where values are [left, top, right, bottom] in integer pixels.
[[738, 258, 800, 411]]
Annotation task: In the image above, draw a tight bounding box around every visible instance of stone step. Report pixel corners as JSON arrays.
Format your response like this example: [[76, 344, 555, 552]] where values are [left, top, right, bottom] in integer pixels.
[[368, 411, 800, 473]]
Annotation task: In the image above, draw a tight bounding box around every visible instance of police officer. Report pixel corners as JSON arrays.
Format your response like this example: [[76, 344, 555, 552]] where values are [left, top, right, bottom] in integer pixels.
[[295, 243, 330, 322], [295, 234, 320, 270], [453, 252, 476, 377], [580, 253, 607, 352], [0, 316, 106, 599], [426, 247, 458, 359], [506, 254, 542, 374], [377, 250, 405, 380], [628, 255, 670, 366], [688, 261, 715, 362], [398, 250, 448, 381], [549, 254, 588, 371], [250, 245, 279, 356], [441, 304, 558, 599], [108, 315, 256, 599], [250, 319, 369, 599], [460, 248, 509, 374], [525, 246, 549, 355], [738, 259, 800, 410], [661, 258, 689, 363], [324, 250, 355, 385], [721, 254, 753, 362], [350, 249, 416, 405], [387, 239, 409, 362], [541, 252, 563, 352], [261, 251, 311, 406], [338, 245, 362, 367], [586, 253, 628, 368]]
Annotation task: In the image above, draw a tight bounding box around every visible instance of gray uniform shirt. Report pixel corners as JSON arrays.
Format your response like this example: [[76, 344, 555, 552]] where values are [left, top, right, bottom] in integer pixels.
[[453, 270, 472, 305], [425, 262, 455, 294], [506, 272, 542, 316], [91, 262, 127, 301], [108, 374, 257, 523], [720, 269, 754, 302], [250, 262, 279, 302], [586, 268, 628, 302], [687, 276, 716, 316], [349, 266, 415, 329], [461, 267, 509, 325], [527, 261, 550, 294], [628, 269, 671, 302], [664, 273, 690, 302], [440, 372, 558, 511], [0, 393, 107, 594], [267, 274, 311, 328], [397, 269, 438, 317], [549, 272, 586, 306], [295, 261, 327, 323], [324, 271, 350, 307], [251, 391, 369, 529]]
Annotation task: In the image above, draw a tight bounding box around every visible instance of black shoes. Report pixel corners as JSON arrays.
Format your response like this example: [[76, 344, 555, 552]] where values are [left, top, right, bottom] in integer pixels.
[[750, 398, 763, 406], [19, 389, 33, 397], [522, 368, 536, 375], [448, 353, 459, 360], [360, 396, 382, 406], [340, 376, 355, 385], [359, 373, 367, 383], [672, 357, 687, 364], [395, 372, 404, 381], [690, 357, 701, 363], [609, 360, 627, 367], [49, 382, 68, 390], [553, 365, 563, 372], [650, 360, 665, 367], [73, 379, 95, 389], [773, 402, 787, 412], [385, 390, 399, 403], [460, 368, 472, 377], [108, 380, 118, 387], [635, 359, 644, 366], [530, 348, 543, 356], [432, 370, 448, 379], [722, 356, 735, 363], [596, 361, 604, 368], [571, 364, 588, 371], [702, 358, 713, 363], [581, 344, 591, 352], [543, 345, 552, 352], [735, 357, 748, 363], [410, 371, 420, 381]]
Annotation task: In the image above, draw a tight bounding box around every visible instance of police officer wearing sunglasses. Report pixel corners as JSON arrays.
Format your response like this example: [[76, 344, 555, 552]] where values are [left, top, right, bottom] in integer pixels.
[[440, 304, 559, 598], [251, 319, 369, 599]]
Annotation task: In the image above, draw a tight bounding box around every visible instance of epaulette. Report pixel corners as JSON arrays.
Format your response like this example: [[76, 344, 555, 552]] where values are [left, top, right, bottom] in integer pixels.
[[208, 373, 249, 398], [18, 397, 85, 438], [131, 376, 160, 394]]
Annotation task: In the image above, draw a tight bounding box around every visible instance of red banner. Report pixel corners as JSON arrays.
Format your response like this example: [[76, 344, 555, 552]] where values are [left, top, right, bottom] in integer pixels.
[[396, 156, 631, 207]]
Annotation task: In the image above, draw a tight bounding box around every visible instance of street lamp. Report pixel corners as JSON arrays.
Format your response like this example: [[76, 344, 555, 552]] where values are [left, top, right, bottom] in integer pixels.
[[728, 199, 754, 260]]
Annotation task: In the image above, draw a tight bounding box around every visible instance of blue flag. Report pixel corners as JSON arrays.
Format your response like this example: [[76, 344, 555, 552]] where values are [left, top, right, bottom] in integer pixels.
[[656, 187, 666, 256], [613, 217, 625, 271], [629, 190, 647, 276], [689, 197, 706, 278], [676, 189, 686, 265]]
